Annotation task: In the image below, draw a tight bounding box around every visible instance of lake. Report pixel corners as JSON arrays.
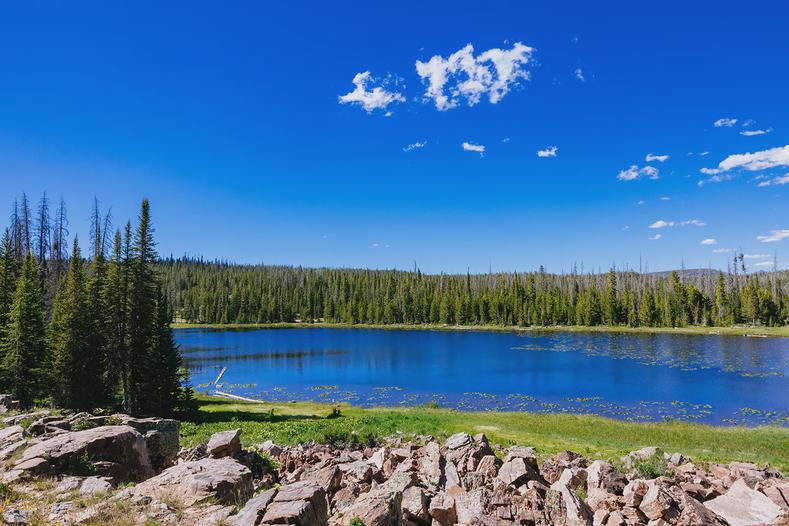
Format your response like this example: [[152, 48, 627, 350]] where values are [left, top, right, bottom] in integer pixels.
[[176, 327, 789, 426]]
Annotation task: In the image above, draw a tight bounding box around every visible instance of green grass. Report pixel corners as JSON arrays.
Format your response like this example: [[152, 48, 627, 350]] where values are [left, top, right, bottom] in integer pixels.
[[182, 395, 789, 472], [172, 321, 789, 338]]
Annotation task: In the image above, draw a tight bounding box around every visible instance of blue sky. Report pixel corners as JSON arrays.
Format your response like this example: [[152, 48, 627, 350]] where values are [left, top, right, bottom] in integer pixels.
[[1, 1, 787, 273]]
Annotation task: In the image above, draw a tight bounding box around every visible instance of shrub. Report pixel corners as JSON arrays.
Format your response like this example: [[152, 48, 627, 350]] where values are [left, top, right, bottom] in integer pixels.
[[631, 455, 674, 479]]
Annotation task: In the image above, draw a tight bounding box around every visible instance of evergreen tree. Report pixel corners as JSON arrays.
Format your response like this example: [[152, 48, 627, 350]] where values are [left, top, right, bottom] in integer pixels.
[[48, 239, 90, 408], [1, 254, 46, 406]]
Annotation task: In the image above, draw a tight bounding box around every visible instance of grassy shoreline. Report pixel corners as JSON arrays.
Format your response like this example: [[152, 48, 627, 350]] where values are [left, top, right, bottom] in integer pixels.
[[182, 395, 789, 472], [172, 321, 789, 338]]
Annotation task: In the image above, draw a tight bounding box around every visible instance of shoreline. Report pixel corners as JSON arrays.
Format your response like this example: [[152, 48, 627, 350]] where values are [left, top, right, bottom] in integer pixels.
[[172, 321, 789, 338]]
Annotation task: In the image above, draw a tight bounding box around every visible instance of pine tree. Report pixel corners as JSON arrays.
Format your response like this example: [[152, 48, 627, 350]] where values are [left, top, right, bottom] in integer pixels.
[[126, 200, 158, 414], [1, 254, 47, 406], [103, 230, 128, 405], [48, 239, 90, 408], [0, 230, 17, 345], [146, 286, 189, 415]]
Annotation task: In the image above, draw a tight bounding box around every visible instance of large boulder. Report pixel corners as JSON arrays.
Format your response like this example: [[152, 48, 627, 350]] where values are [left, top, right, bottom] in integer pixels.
[[587, 460, 627, 495], [704, 478, 783, 526], [14, 425, 153, 482], [129, 457, 253, 507], [261, 480, 328, 526], [496, 456, 541, 487], [114, 415, 181, 470]]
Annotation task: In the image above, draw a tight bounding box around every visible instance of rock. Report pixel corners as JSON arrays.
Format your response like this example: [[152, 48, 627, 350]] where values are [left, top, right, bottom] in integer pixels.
[[445, 460, 461, 488], [302, 464, 342, 494], [622, 479, 649, 508], [227, 488, 277, 526], [258, 440, 283, 458], [2, 509, 32, 525], [622, 447, 661, 469], [0, 438, 28, 462], [14, 425, 153, 482], [79, 476, 114, 495], [208, 428, 242, 458], [402, 486, 429, 523], [332, 483, 360, 513], [56, 476, 84, 492], [335, 486, 402, 526], [476, 454, 500, 479], [0, 424, 23, 444], [668, 486, 727, 526], [704, 478, 783, 526], [370, 447, 386, 470], [428, 491, 457, 525], [552, 483, 594, 526], [587, 460, 627, 495], [445, 432, 473, 450], [453, 487, 491, 524], [339, 459, 374, 484], [130, 457, 253, 507], [639, 483, 680, 522], [114, 415, 181, 470], [763, 481, 789, 512], [553, 467, 587, 491], [261, 480, 328, 526], [496, 457, 540, 487], [419, 441, 442, 487]]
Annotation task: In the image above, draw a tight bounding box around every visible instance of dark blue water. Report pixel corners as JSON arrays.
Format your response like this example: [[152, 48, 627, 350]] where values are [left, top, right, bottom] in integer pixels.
[[176, 327, 789, 426]]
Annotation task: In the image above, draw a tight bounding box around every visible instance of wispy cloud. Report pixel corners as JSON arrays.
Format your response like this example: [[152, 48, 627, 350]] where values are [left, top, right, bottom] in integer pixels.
[[617, 165, 659, 181], [741, 128, 772, 137], [339, 71, 405, 114], [713, 248, 734, 253], [714, 118, 738, 127], [757, 229, 789, 243], [649, 219, 706, 229], [537, 146, 557, 158], [622, 225, 630, 231], [416, 42, 534, 111], [660, 196, 671, 201], [743, 253, 770, 259], [700, 145, 789, 175], [648, 234, 662, 241], [645, 153, 669, 162], [462, 142, 485, 157], [757, 174, 789, 187], [700, 238, 717, 245], [574, 68, 585, 81], [698, 173, 733, 187], [403, 141, 427, 152]]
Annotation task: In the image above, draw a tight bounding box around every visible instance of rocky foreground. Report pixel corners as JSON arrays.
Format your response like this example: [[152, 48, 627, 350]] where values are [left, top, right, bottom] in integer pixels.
[[0, 407, 787, 525]]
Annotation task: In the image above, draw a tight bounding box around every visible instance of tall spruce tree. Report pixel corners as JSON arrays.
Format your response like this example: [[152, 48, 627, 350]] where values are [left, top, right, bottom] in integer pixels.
[[1, 254, 46, 406], [48, 239, 90, 408]]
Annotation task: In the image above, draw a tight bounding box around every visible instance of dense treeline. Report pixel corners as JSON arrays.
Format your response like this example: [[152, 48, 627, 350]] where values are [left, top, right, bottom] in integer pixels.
[[0, 194, 191, 414], [160, 260, 789, 328]]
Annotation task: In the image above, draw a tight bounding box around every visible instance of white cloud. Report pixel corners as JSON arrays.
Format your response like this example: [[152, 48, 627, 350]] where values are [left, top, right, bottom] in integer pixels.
[[660, 196, 671, 201], [700, 151, 710, 156], [646, 153, 669, 162], [741, 128, 772, 137], [574, 68, 585, 81], [757, 229, 789, 243], [754, 261, 774, 267], [416, 42, 534, 111], [617, 165, 659, 181], [713, 248, 734, 253], [622, 225, 630, 231], [502, 137, 511, 143], [339, 71, 405, 113], [637, 200, 646, 205], [701, 145, 789, 175], [757, 174, 789, 187], [743, 253, 770, 259], [700, 238, 717, 245], [462, 142, 485, 157], [537, 146, 558, 158], [403, 141, 427, 152], [650, 219, 706, 229], [698, 173, 733, 187], [648, 234, 662, 241], [714, 118, 738, 127]]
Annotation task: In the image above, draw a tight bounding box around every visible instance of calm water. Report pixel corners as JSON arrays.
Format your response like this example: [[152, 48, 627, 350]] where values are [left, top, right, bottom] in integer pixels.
[[176, 327, 789, 426]]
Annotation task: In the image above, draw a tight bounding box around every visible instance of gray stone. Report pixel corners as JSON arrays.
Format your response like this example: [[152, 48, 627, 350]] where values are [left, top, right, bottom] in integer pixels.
[[79, 476, 114, 495], [704, 478, 783, 526], [639, 483, 680, 522], [334, 486, 402, 526], [261, 480, 328, 526], [130, 457, 253, 507], [208, 428, 242, 458], [496, 457, 540, 487], [587, 460, 627, 495], [2, 509, 32, 525], [227, 488, 277, 526], [114, 415, 181, 470], [444, 432, 473, 450], [14, 425, 153, 482]]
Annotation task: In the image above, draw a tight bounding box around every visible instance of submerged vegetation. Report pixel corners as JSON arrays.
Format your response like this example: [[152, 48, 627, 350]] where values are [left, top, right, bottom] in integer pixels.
[[161, 259, 789, 329]]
